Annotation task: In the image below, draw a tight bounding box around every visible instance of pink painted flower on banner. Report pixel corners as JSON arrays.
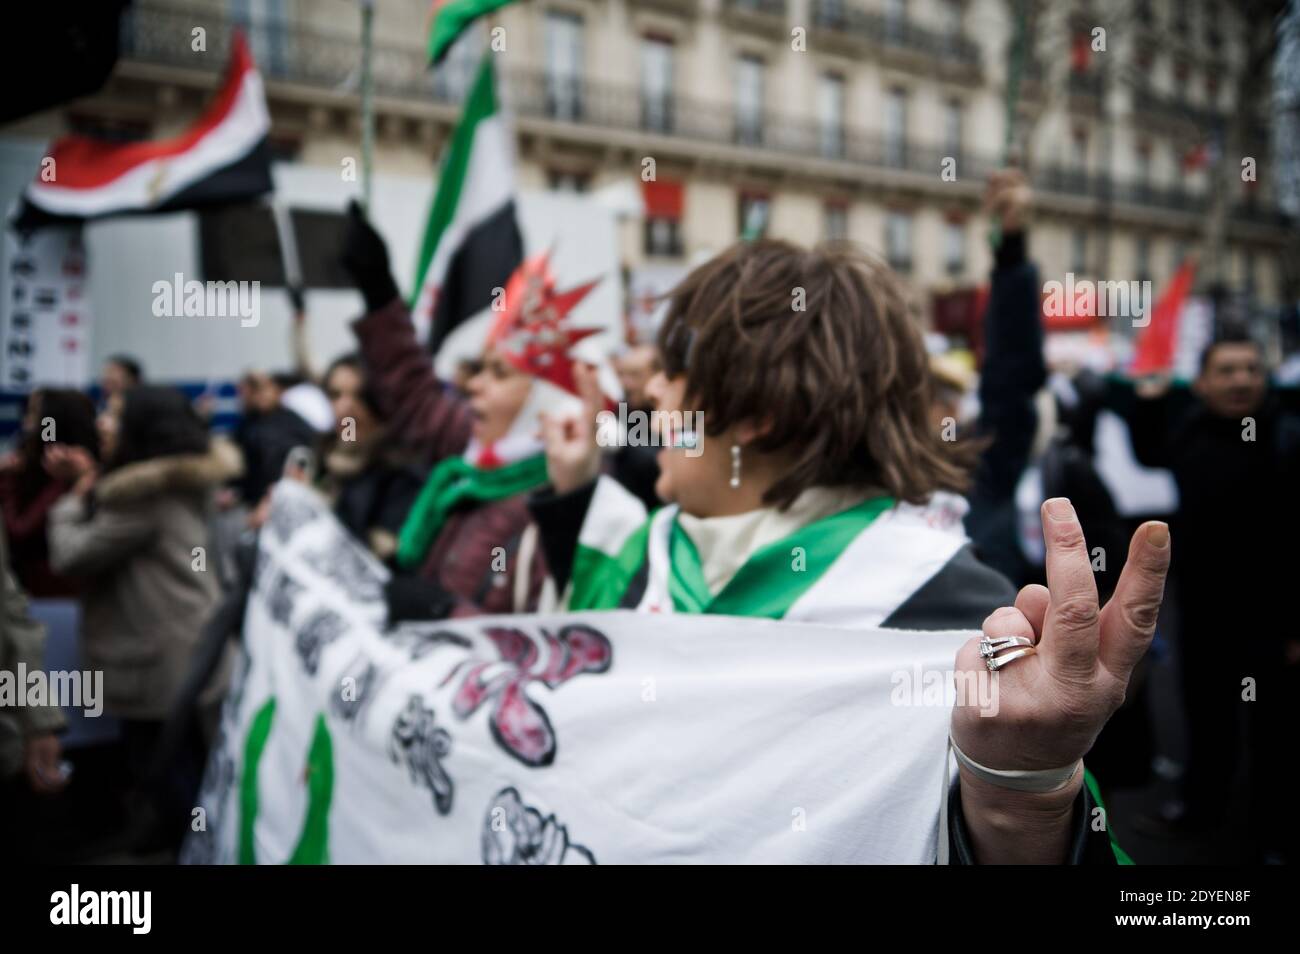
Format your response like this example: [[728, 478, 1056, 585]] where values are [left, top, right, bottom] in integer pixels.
[[444, 624, 612, 767]]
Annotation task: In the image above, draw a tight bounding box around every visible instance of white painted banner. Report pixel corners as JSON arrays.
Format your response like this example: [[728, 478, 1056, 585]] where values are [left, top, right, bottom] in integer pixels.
[[185, 481, 972, 865]]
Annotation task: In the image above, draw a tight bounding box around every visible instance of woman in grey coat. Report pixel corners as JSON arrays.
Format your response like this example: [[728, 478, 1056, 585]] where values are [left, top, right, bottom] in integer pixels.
[[46, 386, 242, 851]]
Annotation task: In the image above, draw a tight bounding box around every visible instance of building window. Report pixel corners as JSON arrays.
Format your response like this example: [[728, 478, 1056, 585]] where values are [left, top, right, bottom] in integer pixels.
[[818, 73, 845, 159], [940, 0, 962, 42], [1135, 142, 1151, 190], [734, 55, 765, 146], [1135, 236, 1151, 285], [231, 0, 289, 78], [545, 11, 584, 120], [738, 192, 770, 240], [641, 36, 674, 133], [548, 170, 589, 193], [944, 219, 965, 276], [643, 179, 685, 257], [943, 98, 963, 161], [1242, 250, 1256, 301], [824, 203, 849, 241], [885, 0, 907, 39], [644, 218, 683, 257], [885, 87, 908, 167], [1071, 126, 1089, 177], [1071, 228, 1088, 274], [885, 210, 913, 273]]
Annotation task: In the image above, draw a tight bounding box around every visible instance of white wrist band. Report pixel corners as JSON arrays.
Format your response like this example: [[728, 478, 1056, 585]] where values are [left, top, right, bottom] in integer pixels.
[[950, 738, 1082, 794]]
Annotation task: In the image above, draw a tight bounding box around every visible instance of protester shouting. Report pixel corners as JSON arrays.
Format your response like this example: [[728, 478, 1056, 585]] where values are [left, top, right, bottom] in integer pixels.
[[338, 201, 627, 622]]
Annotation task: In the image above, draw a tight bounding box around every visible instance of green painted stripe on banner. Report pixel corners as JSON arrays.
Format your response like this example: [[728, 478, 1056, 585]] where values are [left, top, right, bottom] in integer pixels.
[[409, 53, 498, 306], [668, 495, 896, 619], [239, 697, 277, 866], [287, 714, 334, 865]]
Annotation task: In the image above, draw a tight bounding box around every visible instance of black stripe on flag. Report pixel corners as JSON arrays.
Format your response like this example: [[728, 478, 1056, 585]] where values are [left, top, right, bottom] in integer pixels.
[[428, 199, 524, 355]]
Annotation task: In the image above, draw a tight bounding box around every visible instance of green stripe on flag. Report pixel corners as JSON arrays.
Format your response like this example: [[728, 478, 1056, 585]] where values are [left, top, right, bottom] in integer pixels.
[[427, 0, 516, 64], [409, 53, 499, 307], [567, 518, 654, 611], [1084, 768, 1135, 865], [669, 495, 896, 618]]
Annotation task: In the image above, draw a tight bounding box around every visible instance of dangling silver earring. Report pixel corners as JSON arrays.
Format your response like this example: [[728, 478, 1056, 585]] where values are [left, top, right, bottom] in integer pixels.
[[730, 444, 741, 489]]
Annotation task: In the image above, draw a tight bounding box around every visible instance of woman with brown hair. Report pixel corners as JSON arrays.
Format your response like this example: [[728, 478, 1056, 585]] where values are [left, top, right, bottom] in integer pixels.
[[534, 240, 1012, 629], [533, 238, 1171, 864]]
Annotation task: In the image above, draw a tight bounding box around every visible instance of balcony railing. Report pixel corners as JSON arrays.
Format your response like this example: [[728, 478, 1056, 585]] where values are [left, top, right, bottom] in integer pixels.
[[810, 0, 981, 71], [1131, 84, 1226, 130], [724, 0, 787, 18], [114, 3, 1284, 227]]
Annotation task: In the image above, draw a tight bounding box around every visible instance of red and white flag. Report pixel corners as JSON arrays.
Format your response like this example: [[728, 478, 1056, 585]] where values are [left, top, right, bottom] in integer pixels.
[[1130, 259, 1197, 376], [15, 32, 272, 227]]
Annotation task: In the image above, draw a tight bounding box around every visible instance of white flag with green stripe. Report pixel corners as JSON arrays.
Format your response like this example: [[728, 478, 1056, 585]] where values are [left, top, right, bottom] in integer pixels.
[[184, 481, 974, 864]]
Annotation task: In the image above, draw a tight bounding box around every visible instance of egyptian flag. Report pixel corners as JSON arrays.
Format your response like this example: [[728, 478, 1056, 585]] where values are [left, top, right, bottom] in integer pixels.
[[14, 33, 272, 229], [410, 54, 523, 353], [426, 0, 519, 64]]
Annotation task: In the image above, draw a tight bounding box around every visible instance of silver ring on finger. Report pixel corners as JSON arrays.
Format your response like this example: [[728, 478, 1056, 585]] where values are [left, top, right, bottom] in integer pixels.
[[985, 647, 1037, 672], [979, 635, 1034, 660]]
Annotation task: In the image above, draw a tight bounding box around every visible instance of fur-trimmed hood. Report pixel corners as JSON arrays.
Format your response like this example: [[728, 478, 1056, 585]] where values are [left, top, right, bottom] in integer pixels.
[[96, 438, 244, 506]]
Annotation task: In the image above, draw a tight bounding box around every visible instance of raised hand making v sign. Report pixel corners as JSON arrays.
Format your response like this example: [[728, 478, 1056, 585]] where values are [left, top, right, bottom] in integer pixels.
[[951, 498, 1171, 863]]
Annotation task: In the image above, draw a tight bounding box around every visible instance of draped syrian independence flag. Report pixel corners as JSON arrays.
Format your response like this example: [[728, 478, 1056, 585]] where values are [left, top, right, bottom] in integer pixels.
[[410, 54, 523, 352], [183, 481, 970, 865], [15, 32, 272, 228]]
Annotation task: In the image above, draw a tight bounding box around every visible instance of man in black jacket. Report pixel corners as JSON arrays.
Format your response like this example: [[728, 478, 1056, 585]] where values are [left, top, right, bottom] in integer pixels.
[[1127, 328, 1300, 861]]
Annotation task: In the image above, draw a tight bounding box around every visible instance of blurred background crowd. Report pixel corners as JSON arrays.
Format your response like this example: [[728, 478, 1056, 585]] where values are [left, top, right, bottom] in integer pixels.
[[1, 0, 1298, 865]]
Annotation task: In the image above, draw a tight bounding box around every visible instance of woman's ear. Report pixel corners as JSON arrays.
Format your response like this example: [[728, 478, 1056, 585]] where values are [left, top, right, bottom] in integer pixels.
[[734, 416, 777, 445]]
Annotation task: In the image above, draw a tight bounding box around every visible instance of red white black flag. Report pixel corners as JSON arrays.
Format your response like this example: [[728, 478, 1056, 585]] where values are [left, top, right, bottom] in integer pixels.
[[15, 32, 272, 228]]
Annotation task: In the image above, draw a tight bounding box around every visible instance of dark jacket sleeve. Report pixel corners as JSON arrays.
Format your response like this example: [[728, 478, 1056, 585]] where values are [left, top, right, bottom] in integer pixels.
[[526, 479, 598, 595], [352, 299, 474, 466], [947, 777, 1116, 864], [974, 231, 1047, 502]]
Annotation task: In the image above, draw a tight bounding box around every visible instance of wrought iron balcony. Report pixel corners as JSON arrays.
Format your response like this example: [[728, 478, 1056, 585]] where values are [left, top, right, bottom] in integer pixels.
[[809, 0, 981, 72]]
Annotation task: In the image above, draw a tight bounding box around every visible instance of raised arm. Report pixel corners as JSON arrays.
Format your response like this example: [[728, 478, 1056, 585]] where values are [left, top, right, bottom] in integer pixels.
[[340, 201, 473, 465], [976, 170, 1046, 500]]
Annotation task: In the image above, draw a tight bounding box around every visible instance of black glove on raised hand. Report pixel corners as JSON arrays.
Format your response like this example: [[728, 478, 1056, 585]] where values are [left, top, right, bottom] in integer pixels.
[[340, 199, 400, 312]]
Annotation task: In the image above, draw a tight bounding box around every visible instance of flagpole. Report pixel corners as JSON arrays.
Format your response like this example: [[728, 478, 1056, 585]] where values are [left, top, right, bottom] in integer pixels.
[[360, 0, 375, 211]]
